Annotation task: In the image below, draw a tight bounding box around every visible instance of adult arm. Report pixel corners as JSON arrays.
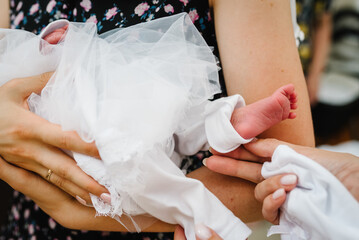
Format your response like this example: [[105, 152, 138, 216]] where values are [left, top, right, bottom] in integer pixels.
[[307, 13, 332, 105], [212, 0, 315, 146], [183, 0, 316, 225], [0, 0, 10, 28], [0, 0, 314, 231]]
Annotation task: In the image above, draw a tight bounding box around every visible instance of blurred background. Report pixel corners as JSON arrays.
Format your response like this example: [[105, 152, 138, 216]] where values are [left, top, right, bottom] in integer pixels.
[[1, 0, 359, 239]]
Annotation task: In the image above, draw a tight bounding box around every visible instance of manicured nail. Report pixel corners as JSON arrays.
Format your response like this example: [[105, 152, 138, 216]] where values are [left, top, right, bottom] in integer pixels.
[[272, 188, 285, 200], [100, 193, 111, 204], [75, 196, 93, 207], [202, 158, 208, 167], [195, 223, 212, 240], [280, 175, 297, 185], [76, 195, 87, 205]]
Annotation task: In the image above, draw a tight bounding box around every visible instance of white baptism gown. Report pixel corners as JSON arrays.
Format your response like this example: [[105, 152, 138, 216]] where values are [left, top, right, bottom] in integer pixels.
[[0, 13, 252, 240]]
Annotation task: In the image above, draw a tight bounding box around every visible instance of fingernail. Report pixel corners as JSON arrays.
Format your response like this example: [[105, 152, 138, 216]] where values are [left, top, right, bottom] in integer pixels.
[[75, 196, 93, 207], [195, 223, 212, 240], [76, 195, 87, 205], [280, 175, 297, 185], [202, 158, 208, 167], [100, 193, 111, 204], [273, 188, 285, 200]]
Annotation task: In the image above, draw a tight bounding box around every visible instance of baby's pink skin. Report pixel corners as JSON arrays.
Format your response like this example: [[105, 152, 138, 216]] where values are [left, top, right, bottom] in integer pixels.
[[231, 84, 297, 140], [43, 25, 68, 44]]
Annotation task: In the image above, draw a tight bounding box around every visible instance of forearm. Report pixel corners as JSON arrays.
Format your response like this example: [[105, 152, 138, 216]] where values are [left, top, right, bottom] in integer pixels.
[[213, 0, 314, 146], [56, 201, 175, 232], [0, 0, 10, 28], [188, 166, 262, 222], [307, 13, 332, 81], [52, 167, 261, 232]]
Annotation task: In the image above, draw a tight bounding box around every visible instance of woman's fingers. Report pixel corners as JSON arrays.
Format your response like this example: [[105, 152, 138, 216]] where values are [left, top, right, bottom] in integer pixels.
[[3, 72, 54, 100], [2, 149, 101, 204], [255, 174, 297, 224], [40, 168, 93, 205], [30, 114, 100, 158], [0, 155, 85, 226], [210, 145, 268, 163], [262, 189, 287, 224], [0, 155, 65, 204], [204, 155, 264, 183], [33, 143, 108, 197], [254, 174, 297, 202], [244, 138, 287, 158]]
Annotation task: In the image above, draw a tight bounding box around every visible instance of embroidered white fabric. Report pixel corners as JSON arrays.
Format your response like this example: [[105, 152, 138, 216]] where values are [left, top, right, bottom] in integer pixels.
[[0, 13, 252, 240], [262, 145, 359, 240]]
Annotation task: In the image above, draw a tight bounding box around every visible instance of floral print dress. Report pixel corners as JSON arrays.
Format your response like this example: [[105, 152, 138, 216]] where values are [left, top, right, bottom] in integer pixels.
[[1, 0, 223, 239]]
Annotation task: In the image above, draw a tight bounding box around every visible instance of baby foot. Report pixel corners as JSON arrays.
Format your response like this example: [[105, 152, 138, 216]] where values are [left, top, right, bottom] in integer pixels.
[[231, 84, 297, 139], [43, 25, 68, 44]]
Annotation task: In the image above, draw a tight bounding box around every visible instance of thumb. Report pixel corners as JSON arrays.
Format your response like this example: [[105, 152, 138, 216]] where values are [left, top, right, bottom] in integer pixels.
[[6, 72, 53, 99], [244, 138, 286, 158]]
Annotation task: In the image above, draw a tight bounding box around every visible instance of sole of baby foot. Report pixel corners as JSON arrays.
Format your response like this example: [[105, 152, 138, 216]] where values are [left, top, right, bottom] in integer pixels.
[[231, 84, 297, 140]]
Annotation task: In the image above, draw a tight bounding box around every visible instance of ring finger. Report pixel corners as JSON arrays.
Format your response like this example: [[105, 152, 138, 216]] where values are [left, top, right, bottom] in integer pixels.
[[40, 167, 93, 206], [33, 142, 109, 197]]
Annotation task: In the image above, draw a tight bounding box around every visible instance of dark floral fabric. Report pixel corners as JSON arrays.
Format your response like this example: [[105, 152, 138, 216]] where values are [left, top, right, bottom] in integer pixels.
[[296, 0, 332, 74], [2, 0, 218, 239]]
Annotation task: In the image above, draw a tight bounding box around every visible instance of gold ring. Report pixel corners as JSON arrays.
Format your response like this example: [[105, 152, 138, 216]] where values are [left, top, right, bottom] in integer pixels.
[[45, 169, 53, 181]]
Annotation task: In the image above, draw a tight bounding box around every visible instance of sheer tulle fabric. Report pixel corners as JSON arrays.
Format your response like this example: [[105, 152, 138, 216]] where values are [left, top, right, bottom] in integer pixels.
[[0, 14, 251, 239]]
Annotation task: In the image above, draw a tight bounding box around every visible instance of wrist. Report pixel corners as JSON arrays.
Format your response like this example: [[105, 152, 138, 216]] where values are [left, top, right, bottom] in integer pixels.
[[335, 154, 359, 201]]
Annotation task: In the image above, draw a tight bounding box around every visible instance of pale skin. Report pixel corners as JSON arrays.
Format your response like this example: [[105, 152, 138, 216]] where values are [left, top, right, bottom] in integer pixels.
[[174, 138, 359, 239], [0, 0, 314, 233]]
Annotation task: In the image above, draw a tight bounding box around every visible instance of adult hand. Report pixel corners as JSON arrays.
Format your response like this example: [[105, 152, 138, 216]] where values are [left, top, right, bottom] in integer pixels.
[[174, 225, 222, 240], [0, 73, 108, 205], [0, 155, 173, 231], [243, 138, 359, 201], [206, 141, 297, 224], [206, 138, 359, 223]]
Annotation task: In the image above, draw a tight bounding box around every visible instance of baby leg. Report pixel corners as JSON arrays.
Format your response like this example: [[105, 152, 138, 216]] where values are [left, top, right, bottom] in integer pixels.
[[231, 84, 297, 139]]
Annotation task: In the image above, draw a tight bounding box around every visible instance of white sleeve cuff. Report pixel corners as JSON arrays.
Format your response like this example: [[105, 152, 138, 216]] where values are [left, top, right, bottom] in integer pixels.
[[205, 95, 253, 153], [38, 19, 70, 39]]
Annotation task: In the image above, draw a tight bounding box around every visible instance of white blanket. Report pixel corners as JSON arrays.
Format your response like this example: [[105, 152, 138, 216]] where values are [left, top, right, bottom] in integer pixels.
[[262, 145, 359, 240]]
